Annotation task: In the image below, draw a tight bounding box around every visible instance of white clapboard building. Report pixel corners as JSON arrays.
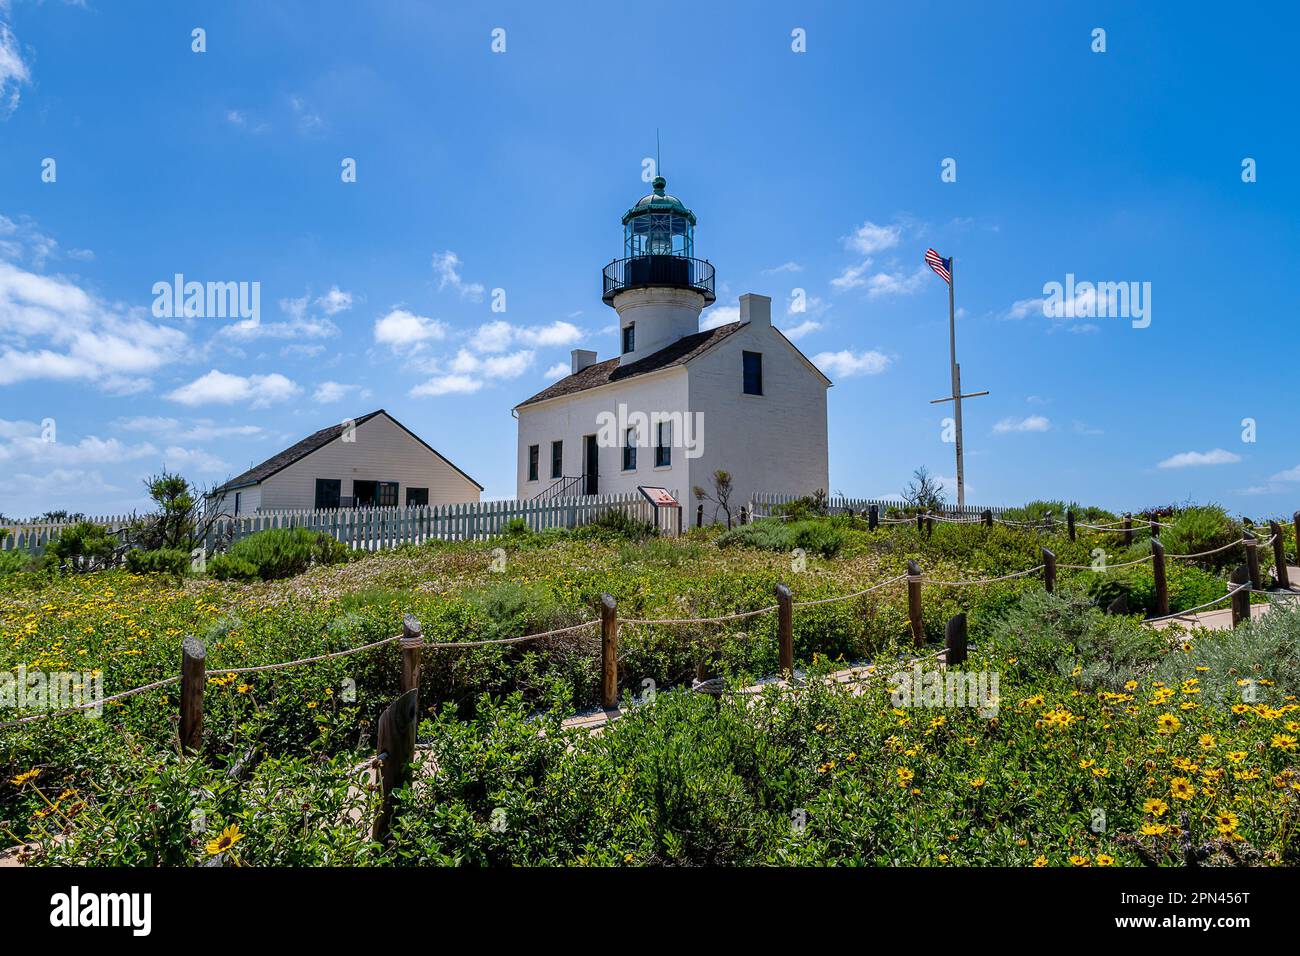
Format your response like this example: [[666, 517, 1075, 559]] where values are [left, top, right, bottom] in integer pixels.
[[206, 409, 481, 514], [513, 176, 830, 516]]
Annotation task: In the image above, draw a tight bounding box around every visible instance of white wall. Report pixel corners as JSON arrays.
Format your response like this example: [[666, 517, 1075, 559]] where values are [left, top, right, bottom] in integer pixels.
[[613, 287, 705, 365], [686, 322, 829, 520], [257, 413, 480, 510], [207, 484, 261, 517], [516, 367, 689, 501]]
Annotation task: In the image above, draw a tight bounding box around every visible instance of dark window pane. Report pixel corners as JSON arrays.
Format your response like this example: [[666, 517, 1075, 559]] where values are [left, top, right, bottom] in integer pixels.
[[528, 445, 539, 481], [406, 487, 428, 507], [622, 324, 635, 354], [314, 478, 341, 510], [743, 351, 763, 395], [623, 428, 637, 471], [551, 440, 563, 479]]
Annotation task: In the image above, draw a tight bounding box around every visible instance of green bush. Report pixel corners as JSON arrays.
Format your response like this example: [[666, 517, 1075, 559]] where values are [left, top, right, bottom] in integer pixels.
[[42, 521, 117, 572], [716, 518, 845, 558], [573, 508, 655, 541], [207, 553, 259, 581], [125, 547, 190, 576], [214, 527, 350, 581], [0, 549, 30, 575], [1162, 505, 1242, 571]]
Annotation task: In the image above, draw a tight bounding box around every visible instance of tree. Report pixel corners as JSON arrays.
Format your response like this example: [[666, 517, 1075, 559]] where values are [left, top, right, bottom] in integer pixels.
[[903, 466, 947, 513], [693, 469, 735, 528], [127, 471, 229, 554]]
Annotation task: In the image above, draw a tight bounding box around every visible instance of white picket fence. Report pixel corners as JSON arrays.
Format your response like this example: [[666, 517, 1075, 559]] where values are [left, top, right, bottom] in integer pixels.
[[0, 492, 682, 557]]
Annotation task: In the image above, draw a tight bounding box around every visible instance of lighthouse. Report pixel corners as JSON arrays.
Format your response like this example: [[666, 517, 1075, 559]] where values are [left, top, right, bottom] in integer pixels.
[[513, 174, 830, 516]]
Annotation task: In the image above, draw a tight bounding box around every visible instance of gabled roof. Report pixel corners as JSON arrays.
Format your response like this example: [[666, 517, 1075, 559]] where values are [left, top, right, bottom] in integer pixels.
[[209, 409, 483, 494], [515, 322, 743, 409]]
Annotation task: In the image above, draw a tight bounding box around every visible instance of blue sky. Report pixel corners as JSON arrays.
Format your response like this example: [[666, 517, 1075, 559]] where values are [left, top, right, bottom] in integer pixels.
[[0, 0, 1296, 516]]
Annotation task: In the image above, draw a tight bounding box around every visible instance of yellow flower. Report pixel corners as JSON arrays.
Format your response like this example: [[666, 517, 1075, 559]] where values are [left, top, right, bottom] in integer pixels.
[[1091, 767, 1110, 778], [1069, 855, 1091, 867], [204, 823, 244, 856], [1213, 811, 1239, 836], [1032, 855, 1048, 867], [1270, 734, 1297, 752], [1156, 713, 1181, 734], [1095, 854, 1114, 867], [1079, 759, 1096, 769], [1139, 823, 1168, 836], [10, 769, 41, 786], [1226, 751, 1247, 763], [969, 777, 986, 788], [1170, 777, 1196, 801], [1198, 734, 1216, 750], [1143, 798, 1168, 816], [896, 767, 915, 787], [1124, 680, 1138, 691]]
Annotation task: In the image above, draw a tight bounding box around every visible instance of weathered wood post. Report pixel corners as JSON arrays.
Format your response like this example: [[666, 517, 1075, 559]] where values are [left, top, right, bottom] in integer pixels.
[[1151, 537, 1169, 618], [868, 504, 879, 531], [739, 506, 749, 526], [600, 593, 618, 710], [906, 559, 924, 647], [372, 687, 418, 843], [1270, 521, 1290, 590], [775, 583, 794, 676], [944, 613, 967, 666], [1229, 565, 1251, 629], [400, 614, 422, 695], [1122, 513, 1133, 547], [1066, 508, 1076, 541], [180, 635, 205, 755], [696, 504, 704, 528], [1150, 518, 1161, 539], [1044, 510, 1054, 532], [981, 509, 993, 528], [1042, 547, 1056, 593], [924, 514, 934, 537], [1244, 531, 1263, 592], [916, 512, 924, 533]]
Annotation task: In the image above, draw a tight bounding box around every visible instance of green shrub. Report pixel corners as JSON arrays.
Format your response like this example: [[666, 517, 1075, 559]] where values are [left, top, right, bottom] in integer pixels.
[[573, 508, 655, 541], [0, 549, 30, 575], [125, 547, 190, 576], [1152, 605, 1300, 704], [42, 521, 117, 572], [716, 518, 845, 558], [1001, 500, 1114, 524], [208, 553, 259, 581], [216, 527, 350, 581], [1162, 505, 1242, 571]]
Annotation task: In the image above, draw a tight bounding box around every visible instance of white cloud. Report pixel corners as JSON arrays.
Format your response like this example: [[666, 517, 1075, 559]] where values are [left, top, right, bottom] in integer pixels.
[[314, 286, 353, 315], [1270, 464, 1300, 482], [431, 251, 485, 302], [166, 369, 300, 408], [374, 308, 448, 347], [700, 305, 739, 331], [1073, 420, 1104, 436], [0, 258, 188, 389], [449, 347, 533, 380], [864, 267, 929, 299], [844, 221, 901, 255], [763, 261, 803, 274], [410, 373, 483, 397], [0, 21, 30, 118], [811, 349, 891, 378], [115, 416, 264, 442], [782, 319, 823, 341], [223, 294, 339, 341], [993, 415, 1051, 434], [313, 381, 370, 404], [543, 361, 569, 380], [1157, 448, 1242, 469], [470, 319, 582, 353], [831, 260, 873, 292], [0, 431, 157, 468], [161, 446, 228, 473]]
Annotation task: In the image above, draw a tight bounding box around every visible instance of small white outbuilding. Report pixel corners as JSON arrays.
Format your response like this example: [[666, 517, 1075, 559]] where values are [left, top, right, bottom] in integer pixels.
[[206, 409, 481, 515]]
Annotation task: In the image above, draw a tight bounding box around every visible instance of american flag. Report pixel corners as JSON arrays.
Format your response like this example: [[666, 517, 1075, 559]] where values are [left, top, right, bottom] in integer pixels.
[[924, 248, 952, 285]]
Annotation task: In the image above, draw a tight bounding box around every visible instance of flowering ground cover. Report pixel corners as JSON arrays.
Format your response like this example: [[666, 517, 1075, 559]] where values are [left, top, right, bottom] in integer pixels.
[[2, 511, 1297, 865]]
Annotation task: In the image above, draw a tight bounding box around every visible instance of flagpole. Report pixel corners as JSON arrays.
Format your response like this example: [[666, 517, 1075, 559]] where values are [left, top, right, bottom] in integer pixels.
[[948, 257, 965, 510]]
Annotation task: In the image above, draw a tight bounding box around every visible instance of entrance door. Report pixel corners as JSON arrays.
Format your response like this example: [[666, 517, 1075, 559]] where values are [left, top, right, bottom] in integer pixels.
[[583, 434, 599, 496]]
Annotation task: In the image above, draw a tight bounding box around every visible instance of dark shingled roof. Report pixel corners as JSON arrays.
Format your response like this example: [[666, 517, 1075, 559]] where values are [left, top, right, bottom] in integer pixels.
[[210, 409, 483, 494], [515, 322, 743, 409]]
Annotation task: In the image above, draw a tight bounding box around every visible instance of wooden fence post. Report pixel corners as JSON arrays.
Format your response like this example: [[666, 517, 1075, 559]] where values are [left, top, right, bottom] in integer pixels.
[[600, 594, 618, 710], [180, 636, 205, 755], [372, 687, 418, 843], [944, 613, 967, 666], [1122, 513, 1133, 547], [1044, 511, 1054, 532], [775, 583, 794, 676], [868, 504, 879, 531], [1270, 521, 1290, 590], [1066, 508, 1076, 541], [739, 506, 749, 525], [696, 504, 704, 528], [1149, 518, 1160, 539], [400, 614, 422, 695], [906, 559, 924, 648], [1151, 538, 1168, 617], [981, 509, 993, 528], [916, 512, 924, 533], [1244, 531, 1263, 591], [924, 514, 934, 537], [1042, 547, 1056, 593], [1229, 565, 1251, 629]]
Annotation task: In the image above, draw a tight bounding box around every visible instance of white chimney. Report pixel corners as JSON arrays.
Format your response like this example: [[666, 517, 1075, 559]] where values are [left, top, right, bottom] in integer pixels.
[[739, 293, 771, 328], [570, 348, 598, 375]]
